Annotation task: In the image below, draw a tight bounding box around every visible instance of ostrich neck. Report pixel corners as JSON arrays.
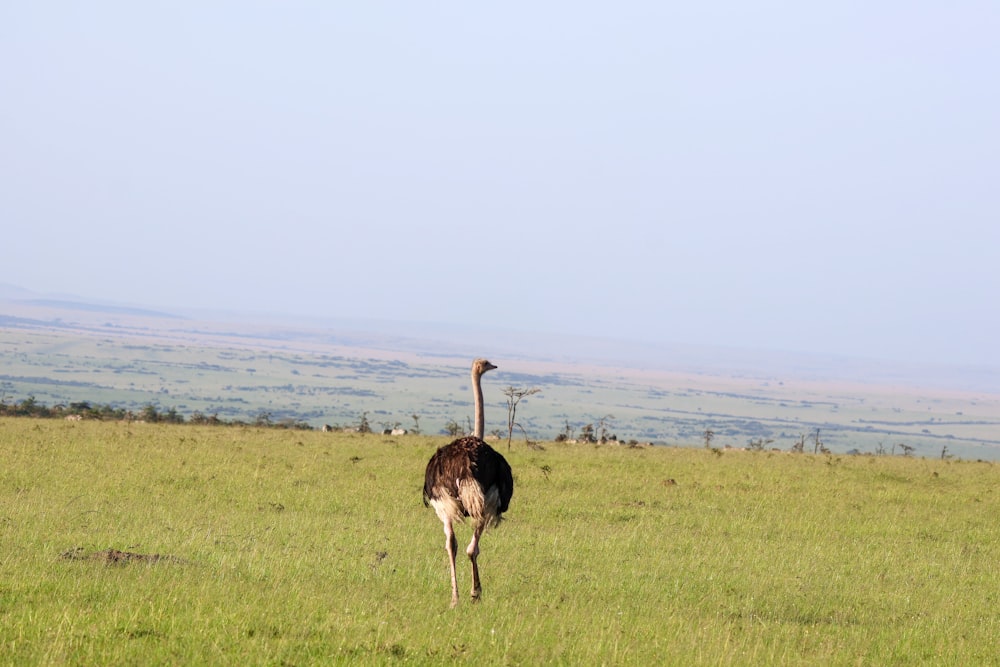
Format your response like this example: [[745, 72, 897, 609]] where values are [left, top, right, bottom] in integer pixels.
[[472, 370, 485, 440]]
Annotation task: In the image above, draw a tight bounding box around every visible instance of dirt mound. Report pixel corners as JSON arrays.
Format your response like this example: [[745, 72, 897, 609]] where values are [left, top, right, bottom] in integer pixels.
[[60, 547, 185, 565]]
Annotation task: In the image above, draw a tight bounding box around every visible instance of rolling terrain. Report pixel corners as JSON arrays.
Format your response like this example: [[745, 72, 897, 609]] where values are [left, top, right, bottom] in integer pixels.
[[2, 287, 999, 459]]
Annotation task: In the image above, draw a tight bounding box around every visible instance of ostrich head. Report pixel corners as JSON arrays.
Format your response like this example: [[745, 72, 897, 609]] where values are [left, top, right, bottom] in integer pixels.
[[472, 358, 497, 377]]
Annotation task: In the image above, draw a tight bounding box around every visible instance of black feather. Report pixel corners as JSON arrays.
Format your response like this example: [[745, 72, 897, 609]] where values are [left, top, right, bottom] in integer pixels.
[[423, 436, 513, 516]]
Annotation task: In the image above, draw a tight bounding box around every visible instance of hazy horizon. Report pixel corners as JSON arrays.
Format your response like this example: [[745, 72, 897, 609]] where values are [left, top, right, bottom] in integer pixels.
[[3, 4, 998, 367], [4, 281, 1000, 462], [4, 281, 998, 398]]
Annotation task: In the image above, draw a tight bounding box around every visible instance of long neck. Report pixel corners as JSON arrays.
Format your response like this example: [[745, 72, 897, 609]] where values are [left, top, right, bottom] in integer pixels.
[[472, 368, 485, 440]]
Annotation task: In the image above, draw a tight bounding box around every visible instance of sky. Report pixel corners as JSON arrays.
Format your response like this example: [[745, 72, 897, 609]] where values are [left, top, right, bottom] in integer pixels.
[[2, 2, 998, 367]]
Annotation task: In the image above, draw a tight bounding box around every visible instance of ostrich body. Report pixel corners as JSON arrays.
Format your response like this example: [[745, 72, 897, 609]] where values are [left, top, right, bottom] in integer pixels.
[[423, 358, 513, 607]]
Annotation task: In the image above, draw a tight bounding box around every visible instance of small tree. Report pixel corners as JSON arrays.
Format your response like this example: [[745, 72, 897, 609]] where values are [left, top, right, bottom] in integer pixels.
[[141, 403, 160, 423], [703, 429, 715, 449], [812, 428, 823, 454], [596, 414, 615, 444], [443, 419, 462, 437], [357, 411, 372, 434], [554, 420, 574, 442], [503, 386, 541, 451]]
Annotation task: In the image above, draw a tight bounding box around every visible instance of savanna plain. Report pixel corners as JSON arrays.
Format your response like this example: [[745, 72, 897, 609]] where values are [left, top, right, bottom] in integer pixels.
[[2, 419, 999, 665]]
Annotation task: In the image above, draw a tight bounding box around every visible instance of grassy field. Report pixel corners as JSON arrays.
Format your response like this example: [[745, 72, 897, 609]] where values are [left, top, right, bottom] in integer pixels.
[[2, 418, 999, 665]]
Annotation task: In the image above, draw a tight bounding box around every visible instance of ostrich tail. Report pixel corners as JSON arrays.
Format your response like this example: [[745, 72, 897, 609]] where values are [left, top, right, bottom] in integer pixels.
[[459, 479, 504, 529], [483, 485, 504, 528], [457, 478, 486, 520]]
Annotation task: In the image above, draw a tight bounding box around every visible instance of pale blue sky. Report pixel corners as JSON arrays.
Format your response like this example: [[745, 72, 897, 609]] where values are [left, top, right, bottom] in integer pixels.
[[2, 2, 998, 366]]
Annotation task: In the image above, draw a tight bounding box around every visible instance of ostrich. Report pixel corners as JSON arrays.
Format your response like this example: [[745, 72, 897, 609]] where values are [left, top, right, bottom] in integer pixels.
[[423, 358, 513, 607]]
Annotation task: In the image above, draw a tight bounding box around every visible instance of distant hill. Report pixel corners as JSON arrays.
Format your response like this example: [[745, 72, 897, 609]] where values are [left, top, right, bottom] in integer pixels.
[[3, 284, 1000, 459], [0, 283, 35, 299], [1, 282, 997, 394], [18, 299, 184, 320]]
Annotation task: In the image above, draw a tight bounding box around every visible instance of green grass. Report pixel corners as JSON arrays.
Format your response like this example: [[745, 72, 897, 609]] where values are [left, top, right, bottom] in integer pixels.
[[2, 418, 999, 664]]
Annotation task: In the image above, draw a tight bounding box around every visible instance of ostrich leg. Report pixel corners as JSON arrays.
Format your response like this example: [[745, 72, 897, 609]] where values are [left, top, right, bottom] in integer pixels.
[[443, 520, 460, 608], [467, 522, 486, 601]]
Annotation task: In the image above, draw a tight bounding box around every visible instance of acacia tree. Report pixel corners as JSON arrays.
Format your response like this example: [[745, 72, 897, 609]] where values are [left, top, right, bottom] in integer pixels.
[[503, 386, 541, 451], [554, 420, 574, 442], [596, 414, 616, 443], [443, 419, 462, 437], [357, 411, 372, 434], [812, 428, 827, 454]]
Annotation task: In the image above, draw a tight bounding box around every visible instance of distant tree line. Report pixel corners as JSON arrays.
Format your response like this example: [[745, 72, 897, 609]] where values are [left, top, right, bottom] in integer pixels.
[[0, 396, 129, 421], [0, 395, 311, 430]]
